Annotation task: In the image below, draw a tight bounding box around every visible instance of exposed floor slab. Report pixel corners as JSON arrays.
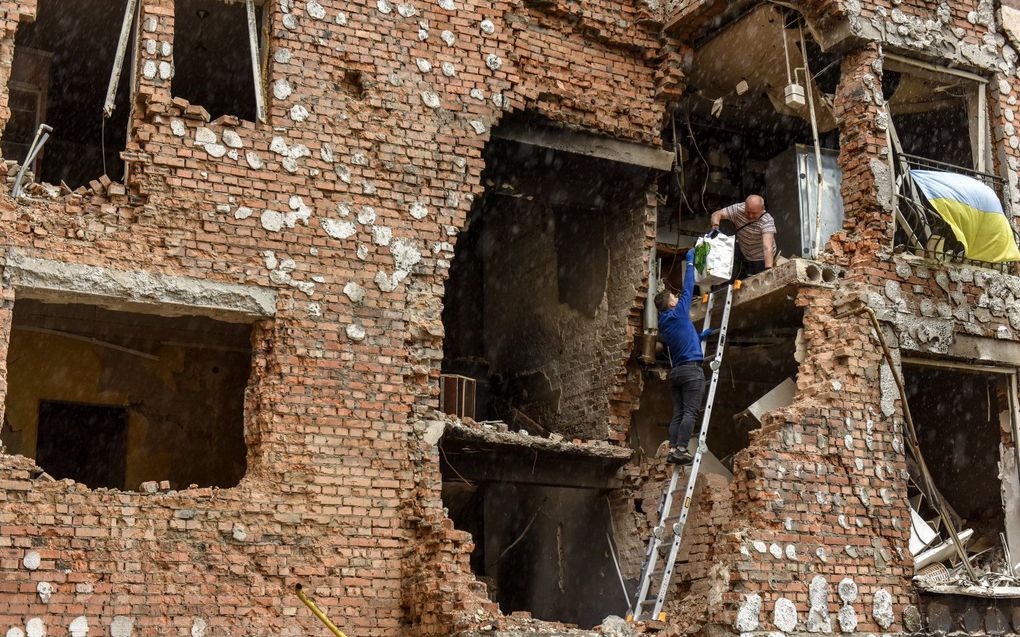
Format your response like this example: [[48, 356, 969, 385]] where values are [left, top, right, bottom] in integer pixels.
[[1, 249, 277, 321]]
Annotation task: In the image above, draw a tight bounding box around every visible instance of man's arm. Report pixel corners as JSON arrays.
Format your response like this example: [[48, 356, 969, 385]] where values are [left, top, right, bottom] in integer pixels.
[[676, 259, 696, 315], [710, 207, 730, 231], [763, 232, 776, 268]]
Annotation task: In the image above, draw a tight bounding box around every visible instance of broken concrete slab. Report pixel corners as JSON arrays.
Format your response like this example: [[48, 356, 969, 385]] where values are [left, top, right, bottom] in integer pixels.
[[2, 249, 276, 322]]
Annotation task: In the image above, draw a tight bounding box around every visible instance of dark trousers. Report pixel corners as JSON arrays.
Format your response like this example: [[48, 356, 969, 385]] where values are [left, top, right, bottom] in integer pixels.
[[668, 362, 705, 450]]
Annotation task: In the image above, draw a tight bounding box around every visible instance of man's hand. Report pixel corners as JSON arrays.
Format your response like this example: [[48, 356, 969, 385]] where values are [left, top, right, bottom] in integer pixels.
[[700, 328, 718, 340], [685, 248, 696, 265], [707, 228, 720, 239]]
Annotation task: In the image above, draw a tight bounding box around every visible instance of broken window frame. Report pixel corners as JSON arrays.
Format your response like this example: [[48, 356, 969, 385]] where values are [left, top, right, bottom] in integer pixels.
[[901, 356, 1020, 592]]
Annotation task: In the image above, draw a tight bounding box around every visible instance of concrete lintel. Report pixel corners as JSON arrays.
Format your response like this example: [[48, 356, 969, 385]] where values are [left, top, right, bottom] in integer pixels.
[[2, 250, 277, 322], [949, 335, 1020, 367], [492, 122, 675, 172]]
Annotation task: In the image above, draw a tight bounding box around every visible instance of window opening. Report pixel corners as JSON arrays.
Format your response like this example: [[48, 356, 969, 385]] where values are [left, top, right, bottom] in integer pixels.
[[1, 0, 135, 189], [172, 0, 267, 123], [902, 362, 1019, 586], [1, 299, 253, 491]]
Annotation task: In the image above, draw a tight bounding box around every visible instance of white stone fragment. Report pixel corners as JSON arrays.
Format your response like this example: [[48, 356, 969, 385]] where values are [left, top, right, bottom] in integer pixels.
[[872, 589, 893, 629], [469, 120, 487, 135], [773, 598, 798, 632], [493, 93, 505, 108], [337, 203, 351, 217], [346, 322, 367, 341], [320, 144, 334, 163], [144, 39, 158, 55], [273, 79, 294, 100], [480, 18, 495, 34], [358, 206, 377, 225], [205, 144, 227, 158], [337, 165, 352, 183], [409, 201, 428, 219], [25, 619, 44, 637], [143, 60, 157, 79], [161, 41, 173, 57], [769, 543, 783, 558], [270, 137, 290, 156], [785, 544, 797, 560], [306, 0, 326, 19], [23, 551, 40, 571], [7, 628, 24, 637], [397, 3, 416, 17], [442, 62, 456, 77], [416, 58, 433, 73], [441, 30, 456, 45], [36, 582, 53, 603], [344, 282, 366, 303], [422, 91, 441, 109], [158, 61, 173, 80], [837, 606, 857, 633], [110, 616, 133, 637], [234, 207, 253, 220], [418, 28, 428, 40], [222, 130, 243, 148], [290, 105, 310, 122], [807, 575, 832, 633], [246, 152, 264, 169], [372, 225, 393, 246], [485, 54, 502, 70], [336, 12, 348, 25], [321, 218, 357, 240], [307, 302, 321, 317], [470, 88, 485, 101], [357, 245, 370, 260], [352, 152, 369, 166], [735, 593, 762, 632], [143, 16, 158, 32], [263, 250, 279, 270], [282, 13, 299, 29], [377, 0, 392, 13], [837, 578, 858, 603], [816, 547, 827, 561], [438, 0, 454, 9], [391, 237, 423, 272], [274, 49, 292, 64], [170, 119, 187, 137], [69, 617, 88, 637], [232, 523, 248, 541], [191, 618, 206, 637]]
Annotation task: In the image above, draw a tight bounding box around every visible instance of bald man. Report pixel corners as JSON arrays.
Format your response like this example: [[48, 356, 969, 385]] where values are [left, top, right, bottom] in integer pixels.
[[709, 194, 777, 277]]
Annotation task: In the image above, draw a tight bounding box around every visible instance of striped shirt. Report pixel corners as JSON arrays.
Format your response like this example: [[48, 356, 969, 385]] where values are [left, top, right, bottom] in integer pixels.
[[723, 202, 777, 261]]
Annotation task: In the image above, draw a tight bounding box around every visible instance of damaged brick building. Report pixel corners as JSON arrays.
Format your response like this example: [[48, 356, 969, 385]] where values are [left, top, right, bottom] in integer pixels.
[[1, 0, 1020, 635]]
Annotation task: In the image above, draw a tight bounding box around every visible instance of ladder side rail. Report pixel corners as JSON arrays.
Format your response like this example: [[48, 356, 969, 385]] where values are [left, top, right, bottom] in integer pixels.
[[630, 466, 682, 618]]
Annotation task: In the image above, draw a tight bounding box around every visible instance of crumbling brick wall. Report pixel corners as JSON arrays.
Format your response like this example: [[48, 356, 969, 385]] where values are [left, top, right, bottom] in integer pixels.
[[0, 0, 671, 635]]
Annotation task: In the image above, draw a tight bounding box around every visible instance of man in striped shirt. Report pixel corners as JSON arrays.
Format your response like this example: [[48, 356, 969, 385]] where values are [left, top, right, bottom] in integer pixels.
[[709, 194, 777, 276]]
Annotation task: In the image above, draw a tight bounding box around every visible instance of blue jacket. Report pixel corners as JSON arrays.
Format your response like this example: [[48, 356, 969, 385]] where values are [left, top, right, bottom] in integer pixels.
[[659, 262, 703, 366]]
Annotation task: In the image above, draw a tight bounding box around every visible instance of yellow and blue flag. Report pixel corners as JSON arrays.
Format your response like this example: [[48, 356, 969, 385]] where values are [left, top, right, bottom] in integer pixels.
[[911, 169, 1020, 263]]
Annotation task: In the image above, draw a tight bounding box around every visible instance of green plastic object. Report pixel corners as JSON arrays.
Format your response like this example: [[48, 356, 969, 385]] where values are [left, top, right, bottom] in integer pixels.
[[694, 241, 711, 274]]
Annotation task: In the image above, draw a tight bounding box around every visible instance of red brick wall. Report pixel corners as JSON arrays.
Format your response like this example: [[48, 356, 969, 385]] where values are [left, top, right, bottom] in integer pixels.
[[0, 0, 668, 635]]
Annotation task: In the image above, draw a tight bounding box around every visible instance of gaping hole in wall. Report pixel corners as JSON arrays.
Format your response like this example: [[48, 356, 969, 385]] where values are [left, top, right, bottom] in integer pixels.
[[660, 4, 842, 264], [172, 0, 264, 122], [1, 0, 133, 188], [441, 124, 650, 440], [439, 427, 631, 627], [0, 299, 253, 491], [903, 363, 1013, 577]]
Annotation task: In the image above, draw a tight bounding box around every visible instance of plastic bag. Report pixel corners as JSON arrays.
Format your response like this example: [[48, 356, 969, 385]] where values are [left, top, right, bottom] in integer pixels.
[[694, 233, 735, 285]]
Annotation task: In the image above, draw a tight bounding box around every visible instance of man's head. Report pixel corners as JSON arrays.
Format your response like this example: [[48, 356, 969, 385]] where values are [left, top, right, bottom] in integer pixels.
[[744, 194, 765, 221], [654, 290, 678, 313]]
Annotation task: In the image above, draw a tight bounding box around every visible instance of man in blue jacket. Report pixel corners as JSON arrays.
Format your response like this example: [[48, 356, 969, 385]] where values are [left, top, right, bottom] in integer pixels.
[[653, 250, 705, 465]]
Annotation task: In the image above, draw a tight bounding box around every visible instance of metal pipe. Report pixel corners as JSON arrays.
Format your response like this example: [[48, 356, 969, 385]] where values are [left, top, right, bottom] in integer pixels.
[[105, 0, 139, 117], [835, 303, 979, 582], [295, 585, 349, 637], [606, 533, 630, 607], [13, 124, 53, 198], [641, 246, 660, 364], [799, 25, 826, 259], [246, 0, 267, 123]]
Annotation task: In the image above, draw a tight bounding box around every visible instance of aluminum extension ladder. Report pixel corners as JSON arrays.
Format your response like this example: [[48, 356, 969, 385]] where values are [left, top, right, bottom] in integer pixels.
[[628, 281, 737, 623]]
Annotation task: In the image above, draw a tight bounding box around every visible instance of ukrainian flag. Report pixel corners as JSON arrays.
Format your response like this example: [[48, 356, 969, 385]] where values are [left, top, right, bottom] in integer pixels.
[[911, 169, 1020, 263]]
